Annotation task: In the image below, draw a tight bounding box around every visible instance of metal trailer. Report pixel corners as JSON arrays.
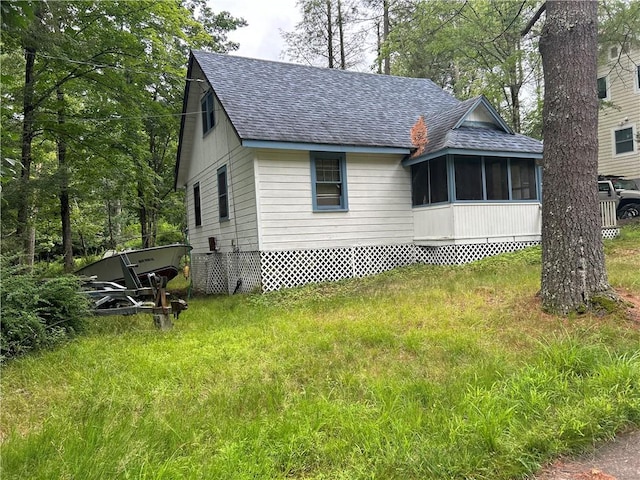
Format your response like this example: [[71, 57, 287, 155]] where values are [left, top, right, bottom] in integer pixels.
[[79, 253, 187, 329]]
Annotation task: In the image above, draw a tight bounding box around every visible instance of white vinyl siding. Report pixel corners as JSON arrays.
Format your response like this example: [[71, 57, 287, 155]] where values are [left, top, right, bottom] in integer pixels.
[[183, 81, 258, 254], [597, 48, 640, 180], [413, 203, 541, 245], [255, 149, 413, 251]]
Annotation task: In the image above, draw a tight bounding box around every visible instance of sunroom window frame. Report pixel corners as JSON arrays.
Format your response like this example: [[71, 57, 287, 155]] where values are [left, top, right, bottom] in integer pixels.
[[411, 154, 540, 207]]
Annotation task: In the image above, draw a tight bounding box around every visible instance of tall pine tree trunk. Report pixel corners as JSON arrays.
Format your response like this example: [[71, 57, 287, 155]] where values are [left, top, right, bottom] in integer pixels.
[[18, 45, 37, 267], [539, 0, 610, 313], [383, 0, 390, 75], [57, 87, 74, 272]]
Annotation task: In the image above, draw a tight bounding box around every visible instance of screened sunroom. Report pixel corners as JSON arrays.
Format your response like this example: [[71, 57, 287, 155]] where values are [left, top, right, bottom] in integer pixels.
[[406, 153, 542, 247]]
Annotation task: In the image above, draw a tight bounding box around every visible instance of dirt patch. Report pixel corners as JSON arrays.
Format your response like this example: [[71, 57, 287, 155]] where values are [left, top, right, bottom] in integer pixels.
[[616, 288, 640, 324], [532, 430, 640, 480]]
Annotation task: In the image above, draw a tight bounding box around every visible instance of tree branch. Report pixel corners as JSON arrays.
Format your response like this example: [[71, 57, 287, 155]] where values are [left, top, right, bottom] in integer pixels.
[[521, 2, 546, 37]]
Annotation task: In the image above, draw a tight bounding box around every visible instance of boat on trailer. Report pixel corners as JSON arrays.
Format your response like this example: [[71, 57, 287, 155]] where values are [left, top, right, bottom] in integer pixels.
[[76, 244, 191, 285], [76, 244, 192, 327]]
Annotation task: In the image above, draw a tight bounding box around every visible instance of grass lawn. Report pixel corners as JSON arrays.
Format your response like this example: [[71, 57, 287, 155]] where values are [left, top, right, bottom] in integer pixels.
[[2, 225, 639, 479]]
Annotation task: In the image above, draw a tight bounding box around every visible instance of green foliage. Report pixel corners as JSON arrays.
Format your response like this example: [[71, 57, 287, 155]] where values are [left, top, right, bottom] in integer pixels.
[[0, 0, 245, 262], [2, 240, 639, 478], [0, 257, 91, 361]]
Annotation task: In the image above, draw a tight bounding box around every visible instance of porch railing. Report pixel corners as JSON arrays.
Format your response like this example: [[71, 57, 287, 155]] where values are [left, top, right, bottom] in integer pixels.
[[599, 199, 618, 228]]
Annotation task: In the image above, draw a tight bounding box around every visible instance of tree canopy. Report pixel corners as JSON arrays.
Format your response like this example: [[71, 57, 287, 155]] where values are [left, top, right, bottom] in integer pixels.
[[1, 0, 246, 269]]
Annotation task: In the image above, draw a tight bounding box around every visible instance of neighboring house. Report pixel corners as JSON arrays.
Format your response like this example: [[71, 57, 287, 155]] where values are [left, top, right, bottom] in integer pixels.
[[597, 45, 640, 182], [175, 51, 543, 294]]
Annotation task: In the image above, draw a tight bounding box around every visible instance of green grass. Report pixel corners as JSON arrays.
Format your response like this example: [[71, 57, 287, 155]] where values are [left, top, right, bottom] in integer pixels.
[[2, 227, 640, 479]]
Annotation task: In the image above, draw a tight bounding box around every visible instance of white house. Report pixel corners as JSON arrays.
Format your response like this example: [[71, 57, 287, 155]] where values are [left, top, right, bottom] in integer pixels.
[[597, 45, 640, 182], [175, 51, 543, 294]]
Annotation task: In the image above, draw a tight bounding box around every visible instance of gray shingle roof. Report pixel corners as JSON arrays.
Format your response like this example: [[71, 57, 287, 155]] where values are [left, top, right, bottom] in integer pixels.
[[190, 51, 542, 155]]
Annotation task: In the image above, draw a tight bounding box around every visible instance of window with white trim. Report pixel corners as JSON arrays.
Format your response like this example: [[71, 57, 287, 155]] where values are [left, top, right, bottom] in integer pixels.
[[201, 90, 215, 134], [311, 152, 347, 211], [614, 127, 635, 155]]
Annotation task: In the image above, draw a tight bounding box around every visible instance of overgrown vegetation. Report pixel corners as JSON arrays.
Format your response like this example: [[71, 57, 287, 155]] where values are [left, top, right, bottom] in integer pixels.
[[0, 257, 91, 362], [1, 227, 639, 479]]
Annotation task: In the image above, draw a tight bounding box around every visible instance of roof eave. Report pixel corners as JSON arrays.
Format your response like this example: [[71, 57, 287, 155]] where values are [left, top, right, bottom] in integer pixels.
[[402, 147, 543, 167], [174, 52, 196, 191], [241, 139, 411, 155]]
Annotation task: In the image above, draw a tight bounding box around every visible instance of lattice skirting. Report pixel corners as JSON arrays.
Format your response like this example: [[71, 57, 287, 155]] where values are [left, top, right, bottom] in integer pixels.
[[260, 244, 416, 291], [602, 227, 620, 240], [192, 241, 545, 294], [415, 241, 541, 265], [191, 252, 261, 294]]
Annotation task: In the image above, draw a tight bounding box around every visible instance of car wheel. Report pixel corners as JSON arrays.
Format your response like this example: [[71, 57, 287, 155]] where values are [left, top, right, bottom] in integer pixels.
[[619, 203, 640, 219]]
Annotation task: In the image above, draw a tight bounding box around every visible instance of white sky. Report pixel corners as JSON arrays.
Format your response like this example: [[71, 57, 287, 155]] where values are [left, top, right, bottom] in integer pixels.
[[210, 0, 300, 61]]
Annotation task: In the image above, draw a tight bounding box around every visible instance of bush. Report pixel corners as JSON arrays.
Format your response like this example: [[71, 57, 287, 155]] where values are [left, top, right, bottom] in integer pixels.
[[0, 257, 91, 362]]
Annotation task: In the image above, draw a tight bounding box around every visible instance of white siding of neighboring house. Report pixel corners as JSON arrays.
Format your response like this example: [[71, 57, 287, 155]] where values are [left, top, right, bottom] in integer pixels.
[[183, 82, 258, 255], [597, 48, 640, 180], [413, 203, 541, 245], [255, 149, 414, 251]]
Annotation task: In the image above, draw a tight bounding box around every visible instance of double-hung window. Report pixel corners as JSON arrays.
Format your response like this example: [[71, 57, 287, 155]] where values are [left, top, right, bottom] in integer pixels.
[[614, 127, 635, 155], [217, 165, 229, 220], [193, 183, 202, 227], [201, 90, 215, 134], [311, 152, 347, 211]]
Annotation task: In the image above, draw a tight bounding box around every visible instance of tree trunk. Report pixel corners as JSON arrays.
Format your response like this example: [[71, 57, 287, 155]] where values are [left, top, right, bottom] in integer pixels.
[[539, 0, 610, 314], [337, 0, 346, 69], [56, 87, 74, 272], [138, 183, 149, 248], [326, 0, 334, 68], [383, 0, 390, 75], [376, 21, 382, 74], [18, 45, 37, 267]]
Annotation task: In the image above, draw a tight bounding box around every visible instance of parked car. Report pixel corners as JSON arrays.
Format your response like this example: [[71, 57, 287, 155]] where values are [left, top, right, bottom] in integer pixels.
[[598, 176, 640, 219]]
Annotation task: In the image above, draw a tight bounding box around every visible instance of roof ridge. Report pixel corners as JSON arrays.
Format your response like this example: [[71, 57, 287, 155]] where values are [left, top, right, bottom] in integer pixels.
[[191, 49, 445, 87]]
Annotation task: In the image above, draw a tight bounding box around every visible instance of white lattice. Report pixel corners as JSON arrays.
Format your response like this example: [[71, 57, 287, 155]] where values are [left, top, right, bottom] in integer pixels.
[[205, 254, 227, 294], [352, 244, 415, 277], [602, 227, 620, 240], [415, 241, 540, 265], [191, 254, 214, 294], [260, 245, 416, 291], [225, 252, 262, 293]]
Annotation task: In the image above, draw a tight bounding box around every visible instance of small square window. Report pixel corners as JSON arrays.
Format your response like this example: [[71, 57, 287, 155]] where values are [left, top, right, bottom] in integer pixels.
[[201, 91, 215, 134], [615, 127, 635, 155], [597, 76, 608, 100]]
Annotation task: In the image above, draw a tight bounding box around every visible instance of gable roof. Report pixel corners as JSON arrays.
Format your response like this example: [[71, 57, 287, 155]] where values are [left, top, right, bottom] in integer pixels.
[[176, 51, 543, 186], [190, 50, 460, 149]]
